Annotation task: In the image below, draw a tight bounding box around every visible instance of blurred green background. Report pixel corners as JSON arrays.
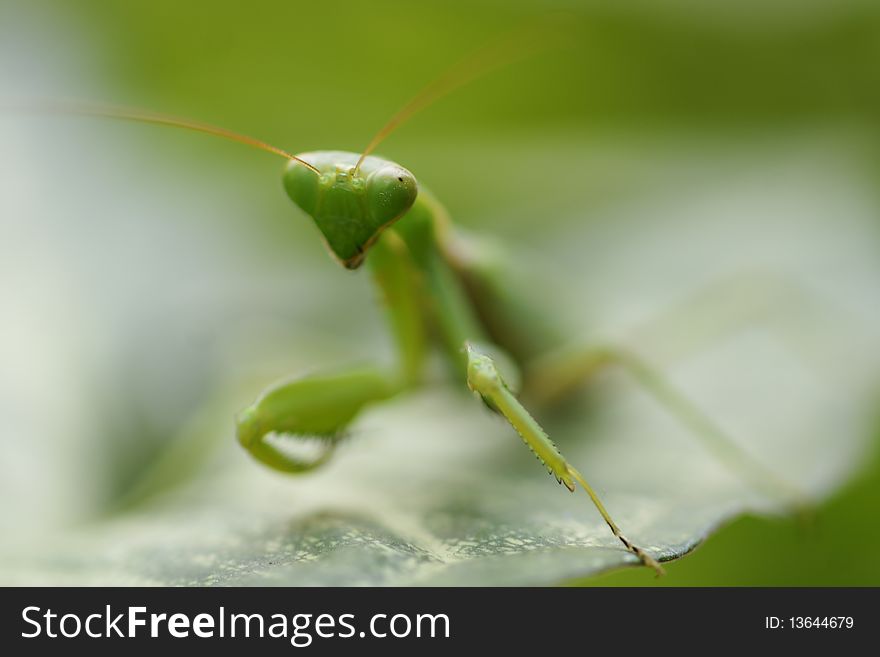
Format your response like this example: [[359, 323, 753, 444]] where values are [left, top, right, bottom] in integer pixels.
[[2, 0, 879, 585]]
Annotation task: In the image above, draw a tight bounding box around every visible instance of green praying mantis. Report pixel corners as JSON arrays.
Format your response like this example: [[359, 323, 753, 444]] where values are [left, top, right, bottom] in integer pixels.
[[15, 32, 810, 576]]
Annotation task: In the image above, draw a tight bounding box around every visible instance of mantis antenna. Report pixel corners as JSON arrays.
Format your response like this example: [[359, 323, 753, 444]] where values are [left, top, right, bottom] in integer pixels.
[[354, 19, 566, 173], [9, 99, 320, 174]]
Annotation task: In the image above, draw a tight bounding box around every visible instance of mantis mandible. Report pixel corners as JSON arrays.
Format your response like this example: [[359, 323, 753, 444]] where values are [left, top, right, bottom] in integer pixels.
[[20, 31, 809, 576]]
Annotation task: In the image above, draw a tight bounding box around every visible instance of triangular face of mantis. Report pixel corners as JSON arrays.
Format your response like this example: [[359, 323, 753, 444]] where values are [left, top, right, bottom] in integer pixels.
[[283, 151, 418, 269]]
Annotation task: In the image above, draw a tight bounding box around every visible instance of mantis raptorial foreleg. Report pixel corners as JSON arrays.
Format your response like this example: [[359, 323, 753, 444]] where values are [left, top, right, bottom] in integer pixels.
[[235, 229, 427, 472], [464, 343, 664, 574], [236, 368, 401, 473]]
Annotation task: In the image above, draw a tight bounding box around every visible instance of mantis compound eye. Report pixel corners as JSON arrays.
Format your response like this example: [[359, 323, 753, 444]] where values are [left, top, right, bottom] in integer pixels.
[[366, 164, 418, 225], [283, 156, 322, 218]]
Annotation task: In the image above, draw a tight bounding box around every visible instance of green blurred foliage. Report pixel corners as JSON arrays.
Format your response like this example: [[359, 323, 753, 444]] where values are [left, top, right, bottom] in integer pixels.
[[51, 0, 880, 130]]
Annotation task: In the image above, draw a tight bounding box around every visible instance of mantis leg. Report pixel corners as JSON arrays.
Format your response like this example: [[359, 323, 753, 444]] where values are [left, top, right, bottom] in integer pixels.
[[465, 343, 664, 575], [524, 344, 809, 513], [515, 268, 844, 409], [597, 268, 846, 377], [236, 231, 427, 473], [236, 368, 401, 472]]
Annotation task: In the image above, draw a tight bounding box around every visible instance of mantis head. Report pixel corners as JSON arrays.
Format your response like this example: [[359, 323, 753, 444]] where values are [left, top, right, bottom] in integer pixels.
[[283, 151, 418, 269]]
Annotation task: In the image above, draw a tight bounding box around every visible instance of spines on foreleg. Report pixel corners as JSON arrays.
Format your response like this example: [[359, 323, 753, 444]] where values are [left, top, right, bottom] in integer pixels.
[[466, 343, 573, 490], [465, 342, 663, 574]]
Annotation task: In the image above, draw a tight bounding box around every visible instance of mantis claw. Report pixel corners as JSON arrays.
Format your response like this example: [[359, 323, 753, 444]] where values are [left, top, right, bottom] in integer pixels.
[[236, 368, 400, 474]]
